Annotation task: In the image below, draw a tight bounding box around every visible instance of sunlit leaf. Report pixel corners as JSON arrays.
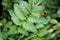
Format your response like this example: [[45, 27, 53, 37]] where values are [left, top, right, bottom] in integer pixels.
[[23, 22, 37, 33], [36, 24, 44, 29], [8, 9, 21, 25], [37, 29, 48, 37], [7, 25, 18, 35], [14, 4, 26, 20], [18, 27, 29, 36], [19, 1, 30, 16]]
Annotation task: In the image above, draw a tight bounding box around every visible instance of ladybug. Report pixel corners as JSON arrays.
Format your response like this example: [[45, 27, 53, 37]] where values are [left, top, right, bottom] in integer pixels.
[[40, 12, 45, 16]]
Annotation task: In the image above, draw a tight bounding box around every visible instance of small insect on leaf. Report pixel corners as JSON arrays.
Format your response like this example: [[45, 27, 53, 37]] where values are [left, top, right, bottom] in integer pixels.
[[40, 12, 45, 16]]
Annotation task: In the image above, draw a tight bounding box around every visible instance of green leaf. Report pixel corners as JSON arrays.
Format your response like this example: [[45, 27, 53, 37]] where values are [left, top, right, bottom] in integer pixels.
[[28, 0, 35, 10], [37, 29, 48, 37], [31, 6, 45, 18], [36, 24, 44, 29], [11, 17, 22, 25], [35, 0, 42, 6], [19, 1, 30, 16], [40, 16, 51, 24], [31, 37, 42, 40], [0, 37, 3, 40], [43, 25, 50, 30], [7, 25, 18, 35], [23, 22, 37, 34], [28, 0, 43, 8], [8, 9, 21, 25], [25, 34, 37, 40], [31, 0, 35, 7], [18, 27, 29, 36], [14, 4, 26, 20], [2, 18, 7, 24], [27, 16, 40, 23], [50, 19, 58, 24], [6, 21, 12, 26], [39, 17, 48, 24], [9, 38, 14, 40], [28, 0, 43, 9], [46, 16, 51, 21], [27, 16, 49, 24], [48, 29, 54, 33], [33, 6, 45, 11], [0, 33, 8, 39], [57, 9, 60, 17], [31, 12, 40, 18], [4, 21, 12, 28], [45, 33, 52, 40]]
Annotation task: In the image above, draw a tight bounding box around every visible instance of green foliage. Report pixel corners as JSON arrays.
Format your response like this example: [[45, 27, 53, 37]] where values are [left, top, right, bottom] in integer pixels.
[[7, 0, 60, 40], [14, 4, 26, 20], [37, 29, 48, 37], [8, 9, 21, 25], [23, 22, 37, 33], [1, 0, 60, 40], [18, 27, 29, 36], [57, 8, 60, 17]]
